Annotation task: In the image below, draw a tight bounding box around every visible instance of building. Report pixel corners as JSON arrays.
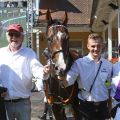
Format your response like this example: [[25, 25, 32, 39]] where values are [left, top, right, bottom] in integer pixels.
[[27, 0, 120, 64]]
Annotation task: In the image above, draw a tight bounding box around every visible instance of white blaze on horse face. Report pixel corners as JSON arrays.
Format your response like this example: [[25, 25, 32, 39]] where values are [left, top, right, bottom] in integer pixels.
[[57, 31, 63, 40], [56, 31, 66, 70], [58, 51, 66, 70]]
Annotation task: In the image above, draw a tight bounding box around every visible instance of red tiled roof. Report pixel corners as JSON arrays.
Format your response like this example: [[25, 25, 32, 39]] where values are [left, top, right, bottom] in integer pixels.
[[38, 0, 93, 25]]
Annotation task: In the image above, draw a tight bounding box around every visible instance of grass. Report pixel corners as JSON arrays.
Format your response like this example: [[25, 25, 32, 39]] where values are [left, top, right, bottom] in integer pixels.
[[0, 8, 26, 21], [0, 7, 27, 47]]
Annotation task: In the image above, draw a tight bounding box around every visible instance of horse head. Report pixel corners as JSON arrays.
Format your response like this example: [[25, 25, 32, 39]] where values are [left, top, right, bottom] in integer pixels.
[[46, 9, 70, 76]]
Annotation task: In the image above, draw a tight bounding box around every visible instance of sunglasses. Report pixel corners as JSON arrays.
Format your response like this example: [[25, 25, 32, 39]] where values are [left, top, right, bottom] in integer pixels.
[[8, 32, 21, 38]]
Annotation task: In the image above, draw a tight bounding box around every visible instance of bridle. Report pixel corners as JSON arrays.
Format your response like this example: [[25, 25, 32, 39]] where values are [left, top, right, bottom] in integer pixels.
[[46, 24, 69, 73], [48, 24, 68, 31], [51, 49, 64, 60]]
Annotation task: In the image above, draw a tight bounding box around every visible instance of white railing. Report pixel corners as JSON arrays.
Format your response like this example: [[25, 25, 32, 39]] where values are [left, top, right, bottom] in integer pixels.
[[0, 15, 27, 47]]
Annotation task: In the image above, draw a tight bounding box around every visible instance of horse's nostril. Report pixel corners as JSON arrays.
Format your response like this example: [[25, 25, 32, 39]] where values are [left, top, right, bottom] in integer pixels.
[[55, 66, 58, 70], [59, 69, 65, 76]]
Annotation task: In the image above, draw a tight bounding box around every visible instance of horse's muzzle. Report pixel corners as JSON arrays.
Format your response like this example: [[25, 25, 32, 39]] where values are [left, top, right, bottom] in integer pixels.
[[59, 69, 66, 76]]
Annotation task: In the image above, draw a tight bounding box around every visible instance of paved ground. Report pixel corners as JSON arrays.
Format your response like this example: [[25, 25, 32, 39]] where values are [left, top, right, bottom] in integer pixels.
[[31, 92, 45, 120], [31, 91, 74, 120], [31, 92, 114, 120]]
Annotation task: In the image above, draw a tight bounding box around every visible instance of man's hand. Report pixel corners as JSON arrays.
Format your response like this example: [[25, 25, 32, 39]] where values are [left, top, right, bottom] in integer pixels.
[[43, 65, 51, 74], [57, 75, 66, 81], [1, 92, 7, 98], [0, 86, 7, 98], [57, 75, 68, 87], [43, 64, 56, 74]]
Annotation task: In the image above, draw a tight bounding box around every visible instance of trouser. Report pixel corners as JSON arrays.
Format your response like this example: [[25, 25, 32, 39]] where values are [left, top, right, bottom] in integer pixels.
[[75, 99, 109, 120], [5, 98, 31, 120], [0, 99, 7, 120]]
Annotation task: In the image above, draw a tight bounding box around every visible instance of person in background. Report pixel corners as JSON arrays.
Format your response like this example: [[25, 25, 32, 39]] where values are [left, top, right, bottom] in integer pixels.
[[111, 44, 120, 119], [58, 33, 112, 120], [0, 24, 50, 120], [40, 48, 53, 120], [101, 42, 108, 59]]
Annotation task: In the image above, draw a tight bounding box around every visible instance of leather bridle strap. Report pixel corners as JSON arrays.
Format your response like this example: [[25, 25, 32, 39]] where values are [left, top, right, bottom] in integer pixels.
[[52, 50, 63, 59], [48, 25, 68, 31]]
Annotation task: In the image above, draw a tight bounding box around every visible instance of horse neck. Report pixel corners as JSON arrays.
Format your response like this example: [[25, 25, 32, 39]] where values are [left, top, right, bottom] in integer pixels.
[[65, 50, 81, 72]]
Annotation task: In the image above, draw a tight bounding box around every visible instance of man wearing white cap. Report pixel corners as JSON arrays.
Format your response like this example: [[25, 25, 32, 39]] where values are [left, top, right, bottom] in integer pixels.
[[0, 23, 50, 120]]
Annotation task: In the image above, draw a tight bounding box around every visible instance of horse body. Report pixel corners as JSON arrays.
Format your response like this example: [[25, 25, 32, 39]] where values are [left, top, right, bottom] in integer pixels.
[[45, 9, 80, 120]]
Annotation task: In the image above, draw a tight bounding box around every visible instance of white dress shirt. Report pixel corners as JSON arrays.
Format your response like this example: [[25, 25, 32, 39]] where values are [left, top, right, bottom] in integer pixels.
[[66, 53, 112, 102], [0, 46, 44, 100]]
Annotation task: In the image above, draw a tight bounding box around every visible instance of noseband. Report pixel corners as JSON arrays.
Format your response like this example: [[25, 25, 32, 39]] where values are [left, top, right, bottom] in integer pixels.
[[51, 49, 63, 59]]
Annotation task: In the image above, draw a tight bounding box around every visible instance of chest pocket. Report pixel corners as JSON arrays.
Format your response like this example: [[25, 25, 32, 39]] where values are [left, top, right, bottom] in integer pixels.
[[100, 71, 108, 82]]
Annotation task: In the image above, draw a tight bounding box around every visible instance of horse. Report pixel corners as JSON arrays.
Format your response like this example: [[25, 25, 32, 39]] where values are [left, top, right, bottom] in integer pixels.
[[44, 9, 81, 120]]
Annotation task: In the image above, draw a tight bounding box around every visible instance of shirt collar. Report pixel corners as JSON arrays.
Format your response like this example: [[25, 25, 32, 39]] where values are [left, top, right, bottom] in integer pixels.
[[86, 53, 102, 63], [7, 45, 24, 54]]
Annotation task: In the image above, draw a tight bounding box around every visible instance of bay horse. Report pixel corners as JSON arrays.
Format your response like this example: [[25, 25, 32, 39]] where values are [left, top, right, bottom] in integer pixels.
[[45, 9, 80, 120]]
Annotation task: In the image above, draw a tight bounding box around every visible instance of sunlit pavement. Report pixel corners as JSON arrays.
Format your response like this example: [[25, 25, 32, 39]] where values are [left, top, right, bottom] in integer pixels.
[[31, 92, 45, 120], [31, 92, 74, 120]]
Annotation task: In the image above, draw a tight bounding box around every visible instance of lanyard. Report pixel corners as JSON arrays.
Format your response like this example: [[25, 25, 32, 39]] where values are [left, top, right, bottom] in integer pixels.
[[89, 61, 102, 93]]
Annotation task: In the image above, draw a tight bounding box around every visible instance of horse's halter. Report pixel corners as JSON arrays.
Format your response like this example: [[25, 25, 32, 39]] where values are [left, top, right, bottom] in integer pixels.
[[46, 24, 69, 76]]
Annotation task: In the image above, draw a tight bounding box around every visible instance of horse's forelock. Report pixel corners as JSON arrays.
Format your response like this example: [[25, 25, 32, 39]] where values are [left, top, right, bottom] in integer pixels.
[[50, 19, 64, 26]]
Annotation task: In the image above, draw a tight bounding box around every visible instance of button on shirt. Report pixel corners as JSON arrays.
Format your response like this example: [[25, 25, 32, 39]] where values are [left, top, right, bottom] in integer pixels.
[[0, 46, 44, 100], [66, 53, 112, 102]]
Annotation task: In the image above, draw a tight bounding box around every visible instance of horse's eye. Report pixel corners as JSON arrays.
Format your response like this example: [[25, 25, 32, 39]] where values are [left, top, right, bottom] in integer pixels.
[[47, 38, 51, 41], [47, 38, 53, 42]]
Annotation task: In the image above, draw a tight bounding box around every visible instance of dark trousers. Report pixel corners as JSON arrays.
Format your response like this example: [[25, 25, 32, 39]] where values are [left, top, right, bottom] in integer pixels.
[[75, 99, 109, 120], [0, 99, 7, 120]]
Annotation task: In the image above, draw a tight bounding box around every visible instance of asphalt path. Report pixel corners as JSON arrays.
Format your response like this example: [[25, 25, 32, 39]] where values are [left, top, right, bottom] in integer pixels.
[[31, 92, 74, 120], [31, 92, 45, 120]]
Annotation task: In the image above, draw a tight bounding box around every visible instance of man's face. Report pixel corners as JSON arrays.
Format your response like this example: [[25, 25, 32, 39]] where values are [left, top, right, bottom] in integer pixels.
[[87, 38, 104, 59], [6, 30, 23, 50]]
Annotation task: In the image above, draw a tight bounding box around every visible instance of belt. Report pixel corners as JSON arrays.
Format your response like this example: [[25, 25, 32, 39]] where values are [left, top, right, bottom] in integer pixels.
[[4, 97, 29, 103], [80, 99, 107, 106]]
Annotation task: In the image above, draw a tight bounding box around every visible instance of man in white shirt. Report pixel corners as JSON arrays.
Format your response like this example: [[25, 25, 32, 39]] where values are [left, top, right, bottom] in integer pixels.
[[59, 33, 112, 120], [0, 24, 50, 120]]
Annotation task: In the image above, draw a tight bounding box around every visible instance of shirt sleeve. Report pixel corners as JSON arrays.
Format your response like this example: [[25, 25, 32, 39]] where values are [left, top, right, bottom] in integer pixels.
[[67, 61, 79, 86], [29, 50, 46, 91]]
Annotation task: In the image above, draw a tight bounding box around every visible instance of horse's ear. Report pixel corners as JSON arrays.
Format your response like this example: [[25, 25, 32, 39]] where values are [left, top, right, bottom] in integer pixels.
[[46, 9, 52, 24], [62, 11, 68, 26]]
